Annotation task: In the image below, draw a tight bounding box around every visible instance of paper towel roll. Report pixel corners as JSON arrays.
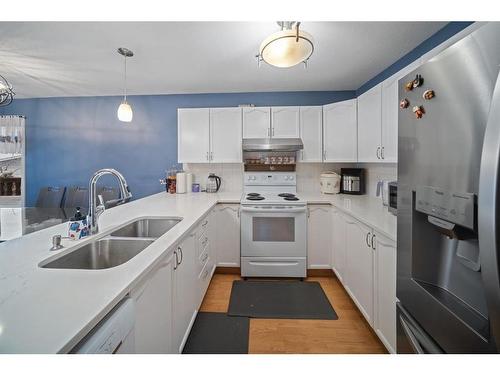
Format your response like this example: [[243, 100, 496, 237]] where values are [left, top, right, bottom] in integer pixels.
[[176, 172, 186, 194], [186, 173, 193, 193]]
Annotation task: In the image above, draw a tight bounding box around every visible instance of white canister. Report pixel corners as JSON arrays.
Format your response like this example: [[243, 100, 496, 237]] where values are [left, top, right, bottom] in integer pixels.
[[320, 172, 341, 194], [176, 172, 187, 194], [186, 173, 193, 193]]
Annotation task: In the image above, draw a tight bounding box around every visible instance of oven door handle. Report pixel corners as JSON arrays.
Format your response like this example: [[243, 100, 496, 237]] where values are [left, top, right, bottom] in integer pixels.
[[240, 206, 307, 214]]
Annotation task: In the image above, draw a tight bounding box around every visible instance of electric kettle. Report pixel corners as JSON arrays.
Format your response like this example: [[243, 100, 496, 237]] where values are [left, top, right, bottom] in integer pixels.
[[206, 173, 221, 193]]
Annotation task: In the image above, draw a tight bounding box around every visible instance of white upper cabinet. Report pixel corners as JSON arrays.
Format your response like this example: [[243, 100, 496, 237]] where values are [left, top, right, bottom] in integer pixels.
[[209, 108, 242, 163], [357, 84, 382, 162], [271, 107, 300, 138], [242, 107, 271, 138], [299, 106, 323, 162], [323, 99, 357, 162], [381, 59, 421, 163], [178, 108, 210, 163], [381, 77, 399, 163]]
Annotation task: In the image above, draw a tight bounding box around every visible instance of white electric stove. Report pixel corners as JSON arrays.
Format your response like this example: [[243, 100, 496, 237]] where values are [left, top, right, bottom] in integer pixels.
[[240, 172, 307, 278]]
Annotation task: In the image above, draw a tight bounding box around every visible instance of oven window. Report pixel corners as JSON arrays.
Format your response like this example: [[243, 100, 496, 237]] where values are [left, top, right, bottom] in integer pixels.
[[252, 217, 295, 242]]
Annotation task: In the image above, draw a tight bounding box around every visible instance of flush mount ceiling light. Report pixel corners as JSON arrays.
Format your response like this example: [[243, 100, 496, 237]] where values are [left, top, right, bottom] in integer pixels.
[[117, 47, 134, 123], [0, 74, 15, 107], [256, 21, 314, 68]]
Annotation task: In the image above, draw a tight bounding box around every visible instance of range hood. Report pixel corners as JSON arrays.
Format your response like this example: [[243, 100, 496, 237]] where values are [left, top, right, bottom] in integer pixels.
[[242, 138, 304, 152]]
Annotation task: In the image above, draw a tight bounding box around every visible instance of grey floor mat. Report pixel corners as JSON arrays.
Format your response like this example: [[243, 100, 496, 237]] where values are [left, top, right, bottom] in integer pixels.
[[182, 312, 249, 354], [227, 280, 338, 320]]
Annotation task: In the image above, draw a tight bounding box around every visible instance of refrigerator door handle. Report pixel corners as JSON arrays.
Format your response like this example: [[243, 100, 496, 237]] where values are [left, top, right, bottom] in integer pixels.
[[399, 315, 425, 354], [479, 70, 500, 346]]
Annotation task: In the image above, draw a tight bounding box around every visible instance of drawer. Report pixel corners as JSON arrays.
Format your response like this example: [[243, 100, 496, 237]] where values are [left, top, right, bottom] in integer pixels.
[[198, 217, 210, 237], [197, 243, 210, 275], [241, 257, 306, 278], [197, 232, 209, 258], [198, 256, 214, 301]]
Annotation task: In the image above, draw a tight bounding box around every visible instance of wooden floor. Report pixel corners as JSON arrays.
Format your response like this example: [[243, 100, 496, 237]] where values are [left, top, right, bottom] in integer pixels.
[[199, 273, 387, 354]]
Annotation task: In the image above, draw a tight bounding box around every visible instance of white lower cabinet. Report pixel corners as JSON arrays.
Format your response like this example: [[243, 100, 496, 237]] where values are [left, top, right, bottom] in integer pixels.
[[344, 216, 374, 326], [331, 208, 347, 282], [214, 204, 240, 267], [132, 254, 175, 354], [374, 230, 397, 353], [130, 210, 222, 354], [173, 232, 198, 353], [307, 205, 331, 269], [331, 208, 396, 353]]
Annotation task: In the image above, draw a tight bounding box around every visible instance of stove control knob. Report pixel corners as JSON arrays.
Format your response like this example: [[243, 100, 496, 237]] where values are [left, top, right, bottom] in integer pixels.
[[284, 176, 289, 180], [289, 176, 294, 181]]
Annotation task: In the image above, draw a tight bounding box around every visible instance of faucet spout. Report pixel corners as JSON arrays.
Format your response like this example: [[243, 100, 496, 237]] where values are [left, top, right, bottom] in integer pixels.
[[88, 168, 132, 235]]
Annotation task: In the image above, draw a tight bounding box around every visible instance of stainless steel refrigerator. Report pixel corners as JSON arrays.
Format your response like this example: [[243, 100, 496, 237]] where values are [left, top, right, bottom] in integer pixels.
[[397, 22, 500, 353]]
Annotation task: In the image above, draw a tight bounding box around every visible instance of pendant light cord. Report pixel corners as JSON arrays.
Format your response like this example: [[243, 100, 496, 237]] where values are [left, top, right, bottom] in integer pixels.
[[123, 55, 127, 102]]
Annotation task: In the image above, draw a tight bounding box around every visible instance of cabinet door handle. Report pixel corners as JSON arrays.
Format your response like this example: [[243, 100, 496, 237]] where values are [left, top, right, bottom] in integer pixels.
[[371, 234, 376, 250], [366, 232, 371, 247], [210, 151, 214, 161], [376, 147, 381, 159], [174, 250, 178, 270], [177, 246, 183, 265], [267, 127, 270, 137], [381, 147, 385, 160], [206, 151, 209, 161], [272, 127, 275, 136]]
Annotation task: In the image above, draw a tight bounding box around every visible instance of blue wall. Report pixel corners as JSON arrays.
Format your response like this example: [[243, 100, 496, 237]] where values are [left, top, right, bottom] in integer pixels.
[[356, 22, 474, 95], [0, 91, 355, 206]]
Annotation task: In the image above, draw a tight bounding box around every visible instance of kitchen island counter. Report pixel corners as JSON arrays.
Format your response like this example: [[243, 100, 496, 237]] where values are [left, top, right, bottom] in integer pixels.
[[0, 191, 240, 354]]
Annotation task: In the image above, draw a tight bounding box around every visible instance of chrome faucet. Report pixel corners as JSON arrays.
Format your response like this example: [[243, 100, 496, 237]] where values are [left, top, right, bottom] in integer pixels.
[[88, 168, 132, 235]]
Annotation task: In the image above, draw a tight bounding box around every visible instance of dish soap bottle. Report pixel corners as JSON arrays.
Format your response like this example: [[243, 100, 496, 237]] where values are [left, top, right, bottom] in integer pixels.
[[68, 207, 89, 240]]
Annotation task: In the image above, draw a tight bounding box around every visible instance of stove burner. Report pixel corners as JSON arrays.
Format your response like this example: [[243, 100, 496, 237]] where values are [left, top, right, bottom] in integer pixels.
[[247, 193, 261, 197], [247, 196, 265, 201], [278, 193, 296, 198], [284, 196, 299, 201]]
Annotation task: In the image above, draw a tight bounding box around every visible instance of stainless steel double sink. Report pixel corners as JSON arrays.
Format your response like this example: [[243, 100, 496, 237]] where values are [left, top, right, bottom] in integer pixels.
[[40, 218, 182, 270]]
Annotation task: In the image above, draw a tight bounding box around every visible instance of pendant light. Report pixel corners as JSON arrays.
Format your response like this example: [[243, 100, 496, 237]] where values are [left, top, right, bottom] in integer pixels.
[[117, 47, 134, 122], [0, 74, 15, 107], [256, 22, 314, 68]]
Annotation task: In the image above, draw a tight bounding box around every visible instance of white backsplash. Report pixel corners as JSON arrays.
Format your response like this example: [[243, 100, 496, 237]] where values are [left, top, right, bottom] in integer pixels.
[[183, 162, 397, 199], [183, 163, 244, 192]]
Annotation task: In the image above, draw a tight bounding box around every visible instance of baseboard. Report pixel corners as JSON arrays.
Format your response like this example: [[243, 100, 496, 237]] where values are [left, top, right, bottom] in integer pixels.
[[215, 267, 335, 277], [215, 266, 241, 274], [307, 269, 335, 277]]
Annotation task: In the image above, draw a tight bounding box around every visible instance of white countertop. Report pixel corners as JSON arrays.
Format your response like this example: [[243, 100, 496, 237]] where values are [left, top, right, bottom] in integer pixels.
[[0, 190, 394, 353], [299, 192, 397, 241]]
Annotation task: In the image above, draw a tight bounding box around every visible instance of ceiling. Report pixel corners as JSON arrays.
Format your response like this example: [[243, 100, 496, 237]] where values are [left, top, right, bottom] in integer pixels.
[[0, 22, 448, 98]]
